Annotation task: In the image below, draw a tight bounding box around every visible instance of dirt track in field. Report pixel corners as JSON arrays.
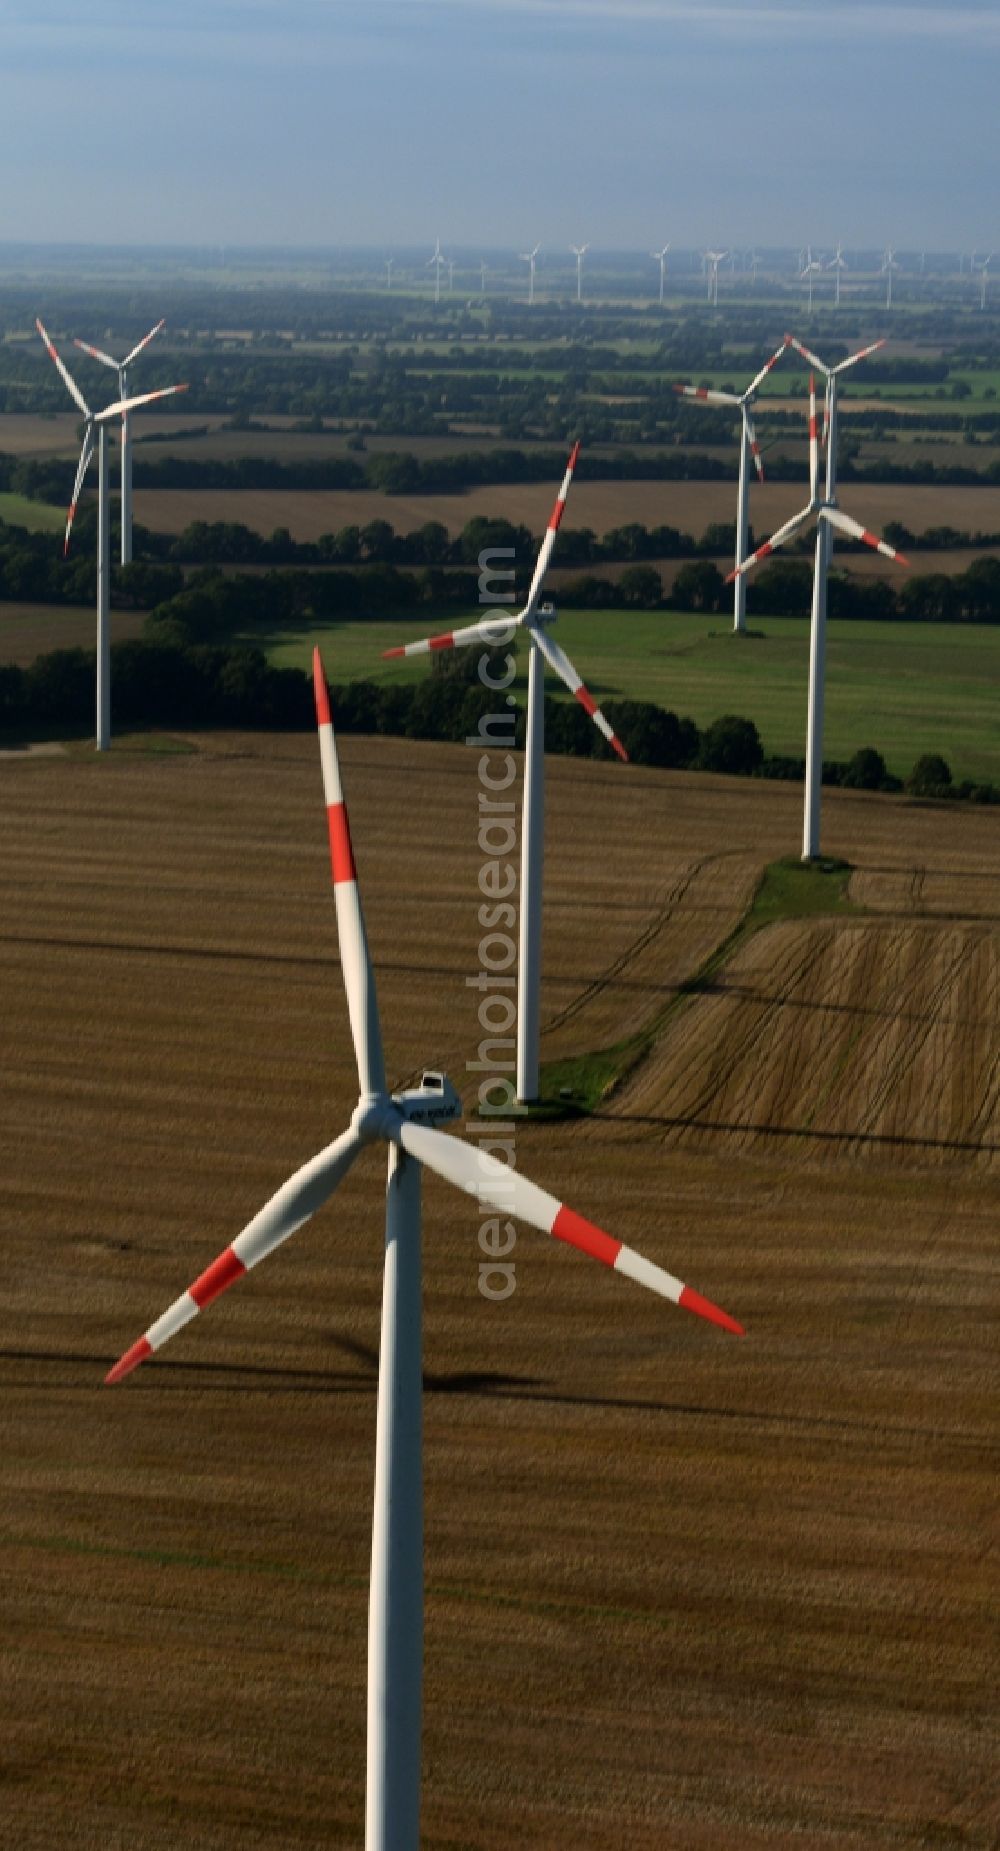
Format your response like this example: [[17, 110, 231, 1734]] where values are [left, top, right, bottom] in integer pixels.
[[0, 739, 997, 1849]]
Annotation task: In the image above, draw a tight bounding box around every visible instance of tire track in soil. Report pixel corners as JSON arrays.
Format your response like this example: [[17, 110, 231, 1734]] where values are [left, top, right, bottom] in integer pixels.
[[848, 929, 977, 1157]]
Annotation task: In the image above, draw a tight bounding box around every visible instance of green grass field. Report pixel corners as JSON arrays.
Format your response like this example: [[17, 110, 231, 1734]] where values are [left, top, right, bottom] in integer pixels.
[[251, 608, 1000, 784], [0, 492, 66, 534]]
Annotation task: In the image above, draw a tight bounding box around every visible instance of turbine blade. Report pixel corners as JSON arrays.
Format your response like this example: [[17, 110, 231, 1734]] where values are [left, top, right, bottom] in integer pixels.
[[96, 382, 188, 421], [744, 409, 765, 483], [313, 650, 386, 1097], [744, 339, 787, 399], [726, 506, 814, 581], [397, 1120, 742, 1334], [382, 612, 524, 661], [809, 375, 819, 502], [521, 441, 580, 617], [832, 337, 885, 376], [36, 318, 91, 417], [783, 333, 828, 375], [673, 384, 740, 408], [820, 506, 909, 565], [822, 378, 831, 449], [105, 1123, 364, 1383], [73, 338, 119, 371], [64, 429, 95, 556], [531, 623, 628, 762], [122, 318, 166, 367]]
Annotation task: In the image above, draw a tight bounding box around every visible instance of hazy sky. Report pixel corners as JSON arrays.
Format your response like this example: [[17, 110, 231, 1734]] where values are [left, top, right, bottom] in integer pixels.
[[3, 0, 997, 251]]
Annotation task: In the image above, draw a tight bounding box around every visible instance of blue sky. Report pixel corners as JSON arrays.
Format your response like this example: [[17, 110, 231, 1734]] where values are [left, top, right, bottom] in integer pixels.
[[2, 1, 997, 250]]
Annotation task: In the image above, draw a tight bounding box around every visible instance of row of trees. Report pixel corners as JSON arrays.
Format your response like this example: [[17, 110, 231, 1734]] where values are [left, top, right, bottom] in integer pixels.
[[1, 635, 994, 807]]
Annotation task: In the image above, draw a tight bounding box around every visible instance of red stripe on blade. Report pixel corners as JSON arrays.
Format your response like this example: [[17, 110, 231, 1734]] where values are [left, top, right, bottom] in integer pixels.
[[382, 646, 406, 659], [105, 1336, 153, 1384], [610, 735, 629, 763], [312, 649, 331, 725], [574, 685, 597, 717], [190, 1246, 246, 1309], [551, 1205, 622, 1268], [428, 631, 454, 650], [678, 1284, 743, 1335], [328, 802, 357, 884]]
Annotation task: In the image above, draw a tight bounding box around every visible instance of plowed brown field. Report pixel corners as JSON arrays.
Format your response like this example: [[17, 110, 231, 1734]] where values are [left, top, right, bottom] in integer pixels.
[[1, 739, 996, 1850]]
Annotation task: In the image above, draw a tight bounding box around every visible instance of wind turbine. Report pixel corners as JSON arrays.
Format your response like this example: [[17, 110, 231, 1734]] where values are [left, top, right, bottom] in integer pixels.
[[36, 317, 186, 752], [651, 244, 670, 305], [106, 649, 743, 1851], [447, 258, 455, 292], [71, 319, 165, 566], [704, 251, 727, 307], [570, 243, 589, 303], [882, 246, 899, 308], [382, 445, 626, 1104], [800, 247, 823, 313], [427, 238, 445, 304], [728, 343, 908, 861], [827, 243, 848, 306], [385, 257, 394, 290], [973, 252, 993, 310], [519, 244, 540, 304], [479, 259, 488, 294], [674, 339, 787, 635]]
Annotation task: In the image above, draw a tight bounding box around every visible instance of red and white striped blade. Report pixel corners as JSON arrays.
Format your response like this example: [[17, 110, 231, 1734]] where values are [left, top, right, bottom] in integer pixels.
[[123, 318, 166, 368], [820, 506, 909, 565], [523, 441, 580, 617], [726, 504, 814, 581], [313, 649, 386, 1098], [530, 623, 628, 762], [105, 1122, 364, 1383], [744, 408, 765, 483], [397, 1119, 742, 1334], [744, 339, 787, 399], [809, 375, 819, 502], [64, 429, 95, 556], [36, 317, 91, 417], [673, 384, 740, 409], [382, 611, 524, 661], [783, 333, 828, 375], [832, 337, 885, 376], [96, 382, 188, 422], [73, 338, 119, 371]]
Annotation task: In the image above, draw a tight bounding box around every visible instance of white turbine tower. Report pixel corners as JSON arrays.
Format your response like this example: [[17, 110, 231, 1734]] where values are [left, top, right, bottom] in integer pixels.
[[704, 250, 727, 307], [427, 238, 445, 304], [674, 340, 787, 635], [385, 257, 394, 290], [570, 243, 589, 303], [72, 319, 165, 566], [827, 243, 848, 307], [800, 246, 823, 313], [36, 318, 187, 752], [479, 259, 488, 294], [382, 446, 626, 1104], [882, 246, 899, 308], [519, 244, 540, 304], [107, 648, 743, 1851], [973, 252, 993, 310], [729, 340, 908, 862], [651, 244, 670, 305]]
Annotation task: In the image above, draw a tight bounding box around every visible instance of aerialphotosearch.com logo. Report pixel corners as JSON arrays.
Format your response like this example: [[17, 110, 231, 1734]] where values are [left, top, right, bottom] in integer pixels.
[[466, 546, 521, 1301]]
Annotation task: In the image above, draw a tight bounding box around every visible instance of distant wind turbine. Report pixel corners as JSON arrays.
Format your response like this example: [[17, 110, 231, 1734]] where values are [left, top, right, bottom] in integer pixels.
[[800, 247, 823, 314], [519, 244, 540, 304], [973, 252, 993, 310], [570, 243, 589, 303], [385, 258, 394, 290], [704, 250, 727, 307], [72, 319, 166, 565], [36, 318, 187, 752], [826, 243, 848, 307], [651, 244, 670, 305], [882, 247, 900, 308], [427, 238, 445, 304]]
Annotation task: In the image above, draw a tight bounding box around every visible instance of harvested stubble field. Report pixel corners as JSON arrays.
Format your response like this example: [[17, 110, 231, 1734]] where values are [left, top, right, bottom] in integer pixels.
[[131, 478, 1000, 554], [1, 738, 997, 1850]]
